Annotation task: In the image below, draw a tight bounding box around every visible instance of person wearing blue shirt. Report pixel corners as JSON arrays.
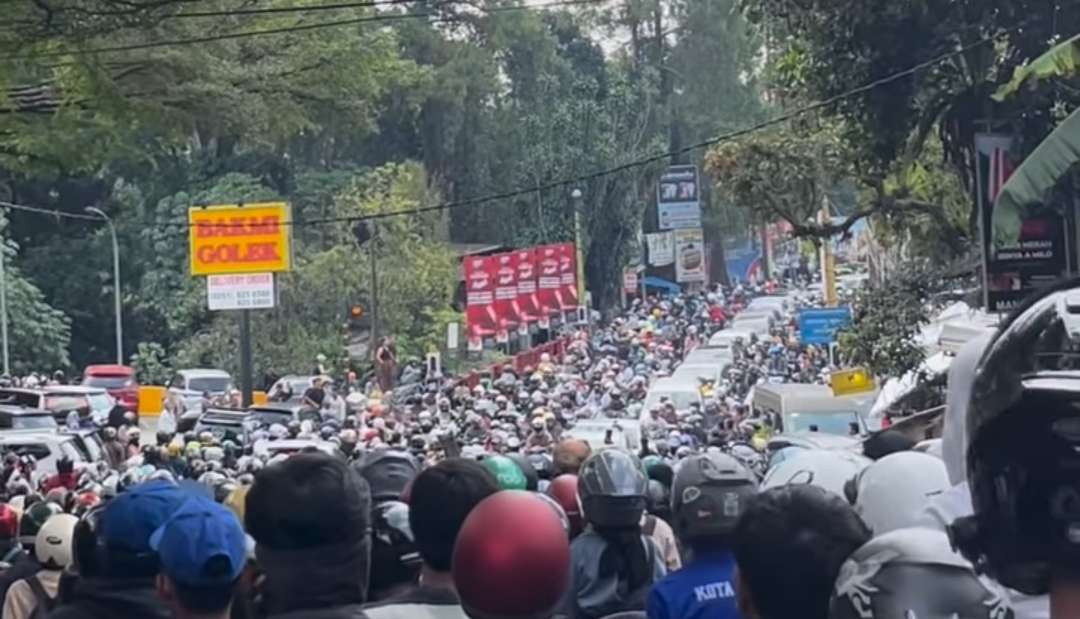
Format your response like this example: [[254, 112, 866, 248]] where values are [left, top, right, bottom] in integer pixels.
[[647, 452, 757, 619]]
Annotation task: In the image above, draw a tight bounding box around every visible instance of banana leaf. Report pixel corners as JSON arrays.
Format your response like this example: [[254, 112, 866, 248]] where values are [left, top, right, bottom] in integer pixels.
[[993, 33, 1080, 102], [992, 107, 1080, 244]]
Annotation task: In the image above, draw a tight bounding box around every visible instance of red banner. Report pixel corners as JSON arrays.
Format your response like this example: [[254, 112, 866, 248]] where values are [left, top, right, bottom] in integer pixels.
[[557, 242, 578, 311], [536, 245, 561, 318], [515, 249, 540, 324], [465, 255, 497, 338], [493, 252, 520, 334]]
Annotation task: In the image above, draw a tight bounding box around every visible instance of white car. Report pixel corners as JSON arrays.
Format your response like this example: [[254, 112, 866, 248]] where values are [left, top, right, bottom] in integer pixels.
[[0, 386, 115, 424], [731, 315, 773, 336], [0, 431, 94, 474], [165, 369, 234, 431], [642, 377, 704, 416], [706, 329, 753, 351]]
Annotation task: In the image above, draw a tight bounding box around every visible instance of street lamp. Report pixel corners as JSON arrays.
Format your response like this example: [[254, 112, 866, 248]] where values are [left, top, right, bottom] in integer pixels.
[[85, 207, 123, 365], [569, 189, 586, 313]]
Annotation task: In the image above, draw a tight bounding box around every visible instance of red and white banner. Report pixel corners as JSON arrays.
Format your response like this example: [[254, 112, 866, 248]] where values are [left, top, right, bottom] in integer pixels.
[[556, 242, 578, 311], [536, 245, 562, 319], [493, 252, 520, 335], [464, 255, 497, 338], [515, 249, 540, 324]]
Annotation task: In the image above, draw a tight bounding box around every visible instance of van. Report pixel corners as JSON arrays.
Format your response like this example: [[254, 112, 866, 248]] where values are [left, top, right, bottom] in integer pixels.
[[752, 383, 876, 437]]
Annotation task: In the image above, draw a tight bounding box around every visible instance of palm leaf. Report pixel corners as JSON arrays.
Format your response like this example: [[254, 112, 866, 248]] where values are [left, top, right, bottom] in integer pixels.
[[992, 107, 1080, 243], [993, 33, 1080, 102]]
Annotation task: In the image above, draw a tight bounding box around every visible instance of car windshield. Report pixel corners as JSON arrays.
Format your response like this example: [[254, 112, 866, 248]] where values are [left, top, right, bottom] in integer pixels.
[[644, 389, 700, 410], [77, 435, 104, 461], [84, 375, 132, 389], [249, 410, 291, 427], [44, 395, 90, 413], [784, 411, 862, 435], [189, 377, 230, 393], [87, 393, 114, 411], [10, 415, 57, 430]]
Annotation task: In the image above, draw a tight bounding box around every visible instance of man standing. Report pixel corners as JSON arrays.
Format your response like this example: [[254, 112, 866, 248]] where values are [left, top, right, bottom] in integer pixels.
[[375, 337, 397, 393]]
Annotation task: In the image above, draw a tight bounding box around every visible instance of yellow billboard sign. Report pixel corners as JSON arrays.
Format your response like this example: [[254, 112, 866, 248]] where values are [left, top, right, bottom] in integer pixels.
[[831, 367, 876, 396], [189, 203, 292, 276]]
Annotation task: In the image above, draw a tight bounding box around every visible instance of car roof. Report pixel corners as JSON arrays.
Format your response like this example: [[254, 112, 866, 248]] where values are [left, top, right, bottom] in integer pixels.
[[178, 369, 232, 377], [248, 404, 298, 414], [0, 405, 52, 415], [42, 386, 106, 395], [649, 377, 701, 391], [0, 431, 67, 444], [84, 364, 134, 375]]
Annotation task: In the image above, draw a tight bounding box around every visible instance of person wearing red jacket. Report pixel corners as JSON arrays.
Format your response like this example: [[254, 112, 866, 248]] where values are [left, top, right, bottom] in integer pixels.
[[41, 458, 77, 493]]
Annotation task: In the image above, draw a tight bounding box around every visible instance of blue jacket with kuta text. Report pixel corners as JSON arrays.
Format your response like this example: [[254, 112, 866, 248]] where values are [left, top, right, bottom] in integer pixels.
[[646, 549, 741, 619]]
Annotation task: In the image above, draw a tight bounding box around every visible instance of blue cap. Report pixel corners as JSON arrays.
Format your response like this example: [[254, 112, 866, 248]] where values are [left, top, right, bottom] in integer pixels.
[[102, 480, 189, 553], [150, 496, 246, 586]]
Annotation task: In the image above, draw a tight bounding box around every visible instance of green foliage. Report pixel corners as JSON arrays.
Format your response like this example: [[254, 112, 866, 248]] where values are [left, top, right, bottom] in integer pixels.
[[0, 236, 72, 374], [130, 342, 170, 385], [836, 264, 941, 378]]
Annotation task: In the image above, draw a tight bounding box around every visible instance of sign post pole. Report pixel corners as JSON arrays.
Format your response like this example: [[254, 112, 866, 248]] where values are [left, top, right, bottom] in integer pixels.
[[240, 309, 253, 407]]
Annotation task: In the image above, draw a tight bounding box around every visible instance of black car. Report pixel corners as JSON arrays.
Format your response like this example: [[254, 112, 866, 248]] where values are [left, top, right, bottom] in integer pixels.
[[245, 403, 321, 430], [0, 405, 58, 431], [193, 407, 248, 443]]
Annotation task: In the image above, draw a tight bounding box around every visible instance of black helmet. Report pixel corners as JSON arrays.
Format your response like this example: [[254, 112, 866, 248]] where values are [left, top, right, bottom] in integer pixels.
[[355, 450, 420, 503], [72, 504, 106, 579], [830, 527, 1013, 619], [646, 479, 669, 518], [952, 281, 1080, 594], [528, 453, 554, 481], [671, 452, 757, 543], [506, 453, 539, 492], [578, 449, 647, 528], [20, 501, 62, 548], [369, 501, 421, 595]]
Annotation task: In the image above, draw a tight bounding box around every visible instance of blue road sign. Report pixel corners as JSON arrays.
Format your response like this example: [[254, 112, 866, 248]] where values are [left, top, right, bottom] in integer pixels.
[[798, 307, 852, 345]]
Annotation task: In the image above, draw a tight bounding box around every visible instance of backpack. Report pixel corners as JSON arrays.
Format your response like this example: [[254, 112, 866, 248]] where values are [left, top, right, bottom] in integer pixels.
[[25, 574, 56, 619]]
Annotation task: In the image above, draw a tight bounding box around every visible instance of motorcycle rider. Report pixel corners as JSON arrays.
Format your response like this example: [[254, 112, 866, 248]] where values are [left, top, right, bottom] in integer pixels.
[[560, 449, 665, 618], [648, 452, 757, 619], [4, 512, 77, 619]]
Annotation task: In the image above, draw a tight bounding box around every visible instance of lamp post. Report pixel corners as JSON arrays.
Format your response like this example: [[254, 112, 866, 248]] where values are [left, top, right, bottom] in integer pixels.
[[570, 188, 587, 316], [85, 207, 123, 364]]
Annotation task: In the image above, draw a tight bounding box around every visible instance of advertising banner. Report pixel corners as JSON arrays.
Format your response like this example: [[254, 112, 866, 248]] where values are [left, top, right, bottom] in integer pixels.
[[799, 307, 852, 345], [674, 228, 707, 283], [536, 245, 562, 319], [976, 133, 1071, 312], [645, 232, 675, 266], [189, 202, 292, 275], [657, 165, 702, 230], [515, 249, 540, 324], [207, 273, 276, 311], [557, 242, 579, 311], [493, 252, 520, 335], [464, 255, 497, 338]]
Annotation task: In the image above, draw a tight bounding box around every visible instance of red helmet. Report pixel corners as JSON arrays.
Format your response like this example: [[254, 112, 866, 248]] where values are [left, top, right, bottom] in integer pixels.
[[546, 474, 583, 538], [0, 504, 17, 541], [453, 491, 570, 619]]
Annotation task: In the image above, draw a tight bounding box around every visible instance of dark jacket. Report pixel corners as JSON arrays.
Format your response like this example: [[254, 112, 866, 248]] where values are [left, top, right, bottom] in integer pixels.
[[0, 552, 39, 606], [47, 576, 170, 619], [271, 605, 370, 619]]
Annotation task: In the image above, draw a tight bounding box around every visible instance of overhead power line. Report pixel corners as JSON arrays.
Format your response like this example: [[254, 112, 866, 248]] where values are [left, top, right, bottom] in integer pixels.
[[165, 0, 429, 18], [0, 25, 1011, 233], [0, 201, 103, 221], [0, 0, 607, 61]]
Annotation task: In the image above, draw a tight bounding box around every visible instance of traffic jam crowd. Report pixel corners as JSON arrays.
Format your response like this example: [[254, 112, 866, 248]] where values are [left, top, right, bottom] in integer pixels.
[[0, 277, 1078, 619]]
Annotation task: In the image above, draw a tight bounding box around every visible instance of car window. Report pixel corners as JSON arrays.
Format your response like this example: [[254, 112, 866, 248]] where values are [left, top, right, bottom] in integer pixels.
[[44, 395, 90, 413], [0, 391, 41, 408], [84, 376, 133, 389], [6, 443, 51, 462], [77, 435, 104, 461], [87, 393, 115, 411], [60, 440, 87, 462], [189, 377, 230, 393], [10, 415, 57, 430], [169, 374, 184, 389]]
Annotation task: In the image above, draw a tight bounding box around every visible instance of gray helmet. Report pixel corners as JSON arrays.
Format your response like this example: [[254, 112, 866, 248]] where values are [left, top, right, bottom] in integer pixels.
[[578, 449, 647, 528], [830, 527, 1013, 619], [671, 452, 757, 542]]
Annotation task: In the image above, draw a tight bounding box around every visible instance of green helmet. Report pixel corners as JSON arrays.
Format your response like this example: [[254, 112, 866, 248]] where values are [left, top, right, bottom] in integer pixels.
[[20, 501, 62, 548], [483, 455, 527, 491], [642, 455, 664, 474]]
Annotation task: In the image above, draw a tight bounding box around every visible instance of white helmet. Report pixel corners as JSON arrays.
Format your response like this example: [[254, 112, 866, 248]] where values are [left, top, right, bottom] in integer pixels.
[[852, 451, 949, 534], [761, 449, 870, 498], [35, 513, 77, 569]]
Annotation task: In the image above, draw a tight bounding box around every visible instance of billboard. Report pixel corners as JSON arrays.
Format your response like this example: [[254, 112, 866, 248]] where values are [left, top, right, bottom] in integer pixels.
[[674, 228, 706, 283], [189, 202, 292, 275], [657, 165, 702, 230], [976, 133, 1071, 312], [645, 231, 675, 266], [515, 248, 540, 324], [557, 242, 579, 311], [493, 252, 520, 334], [464, 255, 497, 337], [536, 245, 562, 319]]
